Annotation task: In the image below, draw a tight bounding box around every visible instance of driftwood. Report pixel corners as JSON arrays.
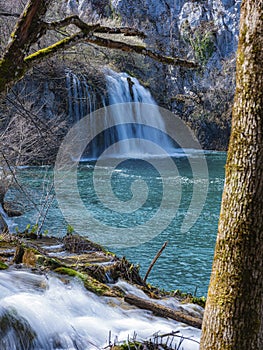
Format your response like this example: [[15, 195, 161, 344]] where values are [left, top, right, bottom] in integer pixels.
[[124, 294, 202, 329], [143, 241, 168, 283]]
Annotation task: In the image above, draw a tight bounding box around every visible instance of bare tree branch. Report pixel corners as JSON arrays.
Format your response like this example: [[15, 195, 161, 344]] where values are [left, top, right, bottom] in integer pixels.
[[44, 16, 146, 37], [24, 29, 96, 65], [86, 35, 198, 68], [43, 15, 97, 32], [94, 26, 147, 38], [24, 32, 198, 69], [0, 12, 20, 18]]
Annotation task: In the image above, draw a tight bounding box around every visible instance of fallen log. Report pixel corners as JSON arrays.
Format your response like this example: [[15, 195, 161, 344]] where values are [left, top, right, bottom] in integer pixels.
[[124, 294, 202, 329]]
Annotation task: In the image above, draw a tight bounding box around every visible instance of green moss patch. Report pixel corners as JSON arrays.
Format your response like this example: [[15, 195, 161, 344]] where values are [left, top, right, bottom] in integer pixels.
[[0, 261, 8, 270]]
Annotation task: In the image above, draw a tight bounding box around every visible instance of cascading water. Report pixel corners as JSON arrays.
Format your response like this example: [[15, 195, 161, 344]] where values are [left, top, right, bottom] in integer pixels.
[[103, 69, 173, 157], [66, 68, 173, 159], [65, 69, 98, 124], [0, 269, 201, 350], [0, 204, 16, 233]]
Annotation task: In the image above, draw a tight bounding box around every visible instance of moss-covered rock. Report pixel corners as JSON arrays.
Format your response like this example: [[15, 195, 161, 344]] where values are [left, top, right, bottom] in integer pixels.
[[0, 261, 8, 270], [54, 266, 121, 297], [35, 255, 62, 269]]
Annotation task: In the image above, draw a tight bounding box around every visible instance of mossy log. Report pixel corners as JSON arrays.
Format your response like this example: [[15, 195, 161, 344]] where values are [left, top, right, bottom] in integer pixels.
[[124, 294, 202, 329], [0, 234, 124, 297], [54, 266, 121, 297]]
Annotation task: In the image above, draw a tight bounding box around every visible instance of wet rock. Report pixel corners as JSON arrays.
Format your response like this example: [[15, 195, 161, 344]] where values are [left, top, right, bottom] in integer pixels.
[[13, 245, 25, 264], [0, 213, 8, 233], [0, 309, 36, 350], [3, 202, 23, 217]]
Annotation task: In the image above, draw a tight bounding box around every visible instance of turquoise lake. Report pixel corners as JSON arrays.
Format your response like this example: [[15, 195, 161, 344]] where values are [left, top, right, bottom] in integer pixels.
[[12, 151, 226, 297]]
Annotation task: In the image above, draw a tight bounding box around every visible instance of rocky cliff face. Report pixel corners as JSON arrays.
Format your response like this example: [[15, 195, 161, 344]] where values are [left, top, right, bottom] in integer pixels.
[[110, 0, 240, 56], [67, 0, 241, 61]]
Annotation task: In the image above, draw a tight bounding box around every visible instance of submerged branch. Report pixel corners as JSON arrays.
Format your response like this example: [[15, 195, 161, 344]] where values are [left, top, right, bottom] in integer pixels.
[[144, 241, 168, 282]]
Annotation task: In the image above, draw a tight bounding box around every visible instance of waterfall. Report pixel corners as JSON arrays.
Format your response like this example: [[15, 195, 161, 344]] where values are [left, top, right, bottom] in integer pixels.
[[65, 69, 98, 124], [0, 270, 201, 350], [103, 69, 173, 158], [66, 69, 173, 159]]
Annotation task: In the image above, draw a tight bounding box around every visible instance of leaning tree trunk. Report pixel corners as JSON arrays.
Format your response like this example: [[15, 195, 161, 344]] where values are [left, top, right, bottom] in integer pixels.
[[200, 1, 263, 349]]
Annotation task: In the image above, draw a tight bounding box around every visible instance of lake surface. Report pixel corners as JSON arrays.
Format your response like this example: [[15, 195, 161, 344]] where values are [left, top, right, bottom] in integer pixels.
[[11, 151, 226, 297]]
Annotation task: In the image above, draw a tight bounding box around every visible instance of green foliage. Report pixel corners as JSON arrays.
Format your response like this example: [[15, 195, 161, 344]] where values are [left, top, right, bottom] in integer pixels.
[[23, 224, 48, 237], [43, 229, 49, 236], [24, 223, 39, 235], [173, 289, 206, 308], [181, 20, 215, 66], [30, 224, 38, 234], [66, 224, 74, 235], [0, 261, 8, 270], [190, 32, 215, 65], [118, 341, 144, 349]]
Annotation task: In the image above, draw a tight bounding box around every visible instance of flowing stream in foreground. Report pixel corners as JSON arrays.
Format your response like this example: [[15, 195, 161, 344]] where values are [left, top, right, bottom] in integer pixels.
[[0, 269, 201, 350]]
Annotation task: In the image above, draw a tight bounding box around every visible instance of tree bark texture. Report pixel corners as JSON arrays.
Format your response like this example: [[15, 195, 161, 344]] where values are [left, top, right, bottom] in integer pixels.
[[200, 1, 263, 349]]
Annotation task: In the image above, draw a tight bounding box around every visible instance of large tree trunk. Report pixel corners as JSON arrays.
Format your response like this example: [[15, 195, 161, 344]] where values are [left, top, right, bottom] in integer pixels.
[[200, 1, 263, 349]]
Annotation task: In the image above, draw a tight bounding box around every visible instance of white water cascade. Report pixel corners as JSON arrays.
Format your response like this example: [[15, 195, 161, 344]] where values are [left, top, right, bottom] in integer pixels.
[[66, 69, 173, 159], [104, 69, 173, 158], [0, 270, 201, 350]]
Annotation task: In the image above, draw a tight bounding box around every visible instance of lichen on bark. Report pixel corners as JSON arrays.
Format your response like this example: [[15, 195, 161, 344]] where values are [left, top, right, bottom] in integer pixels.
[[200, 1, 263, 349]]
